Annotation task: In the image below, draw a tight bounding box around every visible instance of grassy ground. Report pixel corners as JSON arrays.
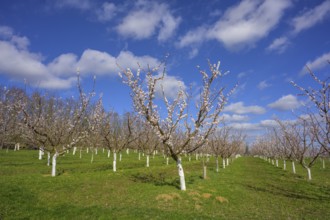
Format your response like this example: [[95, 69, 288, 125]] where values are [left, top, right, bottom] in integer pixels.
[[0, 150, 329, 219]]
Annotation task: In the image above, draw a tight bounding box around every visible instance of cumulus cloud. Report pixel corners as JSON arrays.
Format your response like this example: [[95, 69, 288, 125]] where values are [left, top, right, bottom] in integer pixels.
[[96, 2, 116, 22], [224, 102, 266, 114], [116, 1, 181, 41], [154, 74, 186, 100], [178, 0, 291, 50], [257, 80, 271, 90], [291, 0, 330, 34], [300, 52, 330, 75], [221, 114, 249, 122], [267, 37, 290, 53], [268, 94, 302, 111], [0, 26, 160, 89]]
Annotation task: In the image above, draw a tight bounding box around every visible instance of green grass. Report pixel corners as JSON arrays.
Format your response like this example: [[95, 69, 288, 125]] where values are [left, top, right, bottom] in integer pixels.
[[0, 150, 330, 219]]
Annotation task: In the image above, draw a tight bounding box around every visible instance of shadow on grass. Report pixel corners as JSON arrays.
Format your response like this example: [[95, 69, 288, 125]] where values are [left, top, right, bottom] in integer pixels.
[[130, 172, 181, 189], [244, 184, 330, 201]]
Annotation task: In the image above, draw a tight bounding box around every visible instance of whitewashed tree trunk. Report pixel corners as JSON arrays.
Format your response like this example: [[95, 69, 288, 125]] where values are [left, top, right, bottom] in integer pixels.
[[283, 160, 286, 170], [126, 148, 129, 154], [107, 150, 111, 158], [138, 152, 141, 160], [166, 157, 169, 165], [223, 158, 226, 169], [51, 151, 59, 177], [95, 148, 98, 155], [177, 158, 186, 191], [113, 152, 117, 172], [39, 149, 43, 160], [275, 159, 278, 167], [103, 148, 105, 153], [203, 164, 207, 179], [196, 153, 199, 161], [86, 147, 89, 154], [226, 158, 229, 166], [292, 161, 296, 174], [91, 152, 94, 163], [146, 155, 150, 167], [79, 149, 82, 159], [47, 152, 50, 166], [73, 147, 77, 155], [272, 160, 274, 165], [119, 153, 122, 161], [322, 159, 325, 169], [216, 157, 219, 172], [306, 167, 312, 180], [189, 155, 191, 162]]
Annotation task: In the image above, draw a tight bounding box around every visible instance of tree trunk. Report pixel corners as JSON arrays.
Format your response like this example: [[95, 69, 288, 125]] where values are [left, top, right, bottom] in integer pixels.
[[119, 153, 122, 162], [39, 148, 43, 160], [146, 155, 150, 167], [226, 158, 229, 166], [275, 159, 278, 167], [177, 158, 186, 191], [196, 153, 199, 160], [166, 157, 169, 165], [51, 151, 59, 177], [107, 149, 111, 158], [47, 152, 50, 166], [292, 161, 296, 174], [322, 159, 325, 169], [138, 152, 141, 160], [222, 158, 226, 169], [203, 161, 207, 179], [306, 167, 312, 180], [126, 148, 129, 155], [80, 149, 82, 159], [216, 157, 219, 173], [91, 151, 94, 163], [73, 147, 77, 155], [113, 152, 117, 172], [283, 160, 286, 170]]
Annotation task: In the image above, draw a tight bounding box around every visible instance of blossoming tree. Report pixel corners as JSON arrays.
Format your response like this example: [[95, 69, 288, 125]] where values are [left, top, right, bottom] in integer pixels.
[[119, 60, 235, 190]]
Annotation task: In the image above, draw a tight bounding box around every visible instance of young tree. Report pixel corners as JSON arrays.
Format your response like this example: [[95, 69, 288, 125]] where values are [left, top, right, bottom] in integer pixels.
[[277, 118, 324, 180], [20, 75, 94, 176], [291, 65, 329, 155], [119, 60, 235, 190]]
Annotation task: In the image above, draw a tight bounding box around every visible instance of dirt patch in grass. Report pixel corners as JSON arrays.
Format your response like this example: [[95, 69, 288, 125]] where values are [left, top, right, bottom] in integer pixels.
[[202, 193, 212, 199], [188, 191, 201, 197], [156, 193, 181, 202], [215, 196, 228, 203]]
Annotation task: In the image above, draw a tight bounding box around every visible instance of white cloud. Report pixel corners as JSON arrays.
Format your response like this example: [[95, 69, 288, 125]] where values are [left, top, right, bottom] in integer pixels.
[[0, 26, 13, 38], [116, 1, 180, 41], [291, 0, 330, 34], [54, 0, 92, 10], [96, 2, 116, 22], [178, 0, 291, 50], [300, 52, 330, 75], [221, 114, 249, 122], [177, 26, 207, 48], [257, 80, 271, 90], [268, 94, 301, 111], [224, 102, 266, 114], [188, 48, 199, 59], [267, 37, 290, 53], [154, 74, 186, 100], [158, 13, 182, 42], [259, 119, 278, 128], [0, 26, 160, 89], [230, 122, 261, 131], [48, 53, 78, 77]]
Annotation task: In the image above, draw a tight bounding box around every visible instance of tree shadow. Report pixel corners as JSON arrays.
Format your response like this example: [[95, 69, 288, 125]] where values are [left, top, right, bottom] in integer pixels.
[[244, 183, 330, 201], [130, 172, 180, 189]]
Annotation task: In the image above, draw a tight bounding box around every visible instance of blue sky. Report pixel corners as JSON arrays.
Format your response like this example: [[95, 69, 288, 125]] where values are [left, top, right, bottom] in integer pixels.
[[0, 0, 329, 142]]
